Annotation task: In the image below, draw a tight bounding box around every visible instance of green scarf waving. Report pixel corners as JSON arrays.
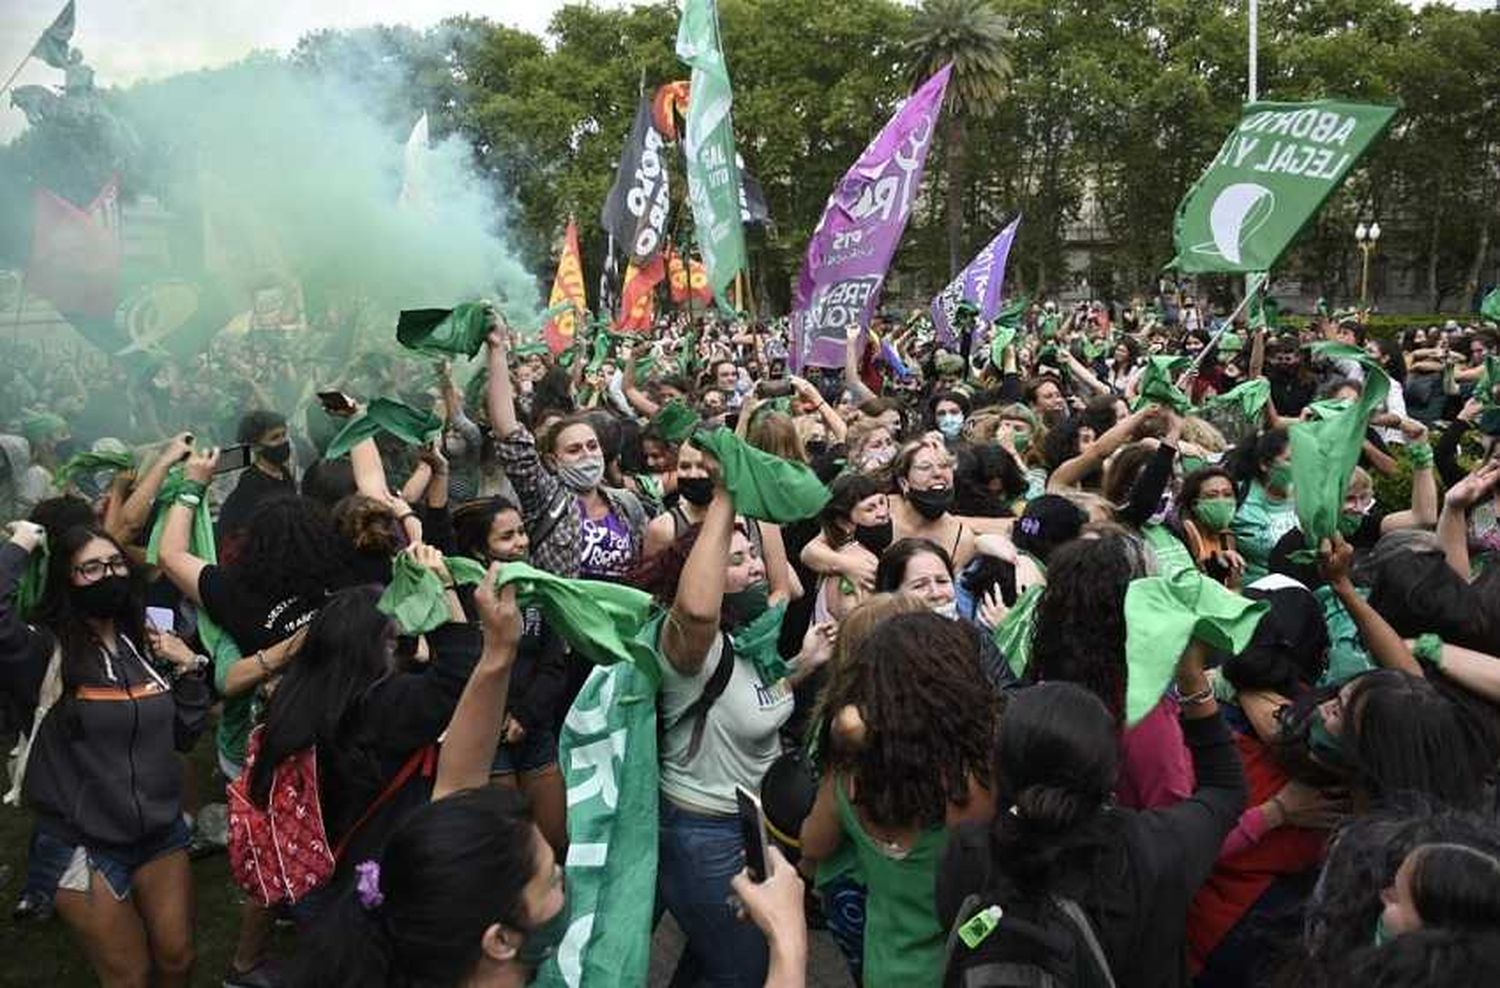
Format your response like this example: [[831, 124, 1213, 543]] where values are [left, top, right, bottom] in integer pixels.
[[324, 398, 443, 459], [690, 428, 830, 523], [1132, 355, 1193, 414]]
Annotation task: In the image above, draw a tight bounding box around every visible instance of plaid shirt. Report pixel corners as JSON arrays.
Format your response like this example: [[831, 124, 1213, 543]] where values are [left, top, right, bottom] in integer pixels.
[[496, 426, 581, 578]]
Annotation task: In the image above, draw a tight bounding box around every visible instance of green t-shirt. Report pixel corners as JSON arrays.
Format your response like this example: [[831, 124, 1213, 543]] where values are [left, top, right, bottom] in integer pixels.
[[1231, 481, 1299, 585], [835, 780, 949, 988]]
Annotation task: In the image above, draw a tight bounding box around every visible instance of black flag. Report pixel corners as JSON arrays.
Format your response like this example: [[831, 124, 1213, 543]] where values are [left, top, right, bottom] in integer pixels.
[[601, 97, 671, 266]]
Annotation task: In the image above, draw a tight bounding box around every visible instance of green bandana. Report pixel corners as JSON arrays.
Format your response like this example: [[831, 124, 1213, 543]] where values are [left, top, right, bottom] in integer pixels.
[[494, 562, 659, 671], [1289, 342, 1389, 558], [15, 538, 49, 619], [54, 449, 136, 489], [20, 411, 66, 446], [1132, 355, 1193, 414], [1198, 378, 1271, 423], [376, 553, 489, 634], [514, 342, 551, 359], [1122, 567, 1267, 725], [395, 302, 491, 359], [324, 398, 443, 459], [1481, 287, 1500, 324], [994, 584, 1044, 679], [652, 400, 699, 445], [689, 428, 831, 523], [731, 601, 790, 686]]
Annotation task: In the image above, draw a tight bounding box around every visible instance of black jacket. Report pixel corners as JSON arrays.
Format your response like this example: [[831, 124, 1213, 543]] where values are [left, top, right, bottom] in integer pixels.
[[1, 543, 212, 848], [936, 712, 1247, 988]]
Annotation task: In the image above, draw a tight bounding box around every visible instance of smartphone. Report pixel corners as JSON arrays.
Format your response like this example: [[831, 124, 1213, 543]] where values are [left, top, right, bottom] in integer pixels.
[[736, 785, 772, 883], [145, 606, 175, 633], [213, 444, 254, 474], [756, 379, 793, 399], [317, 390, 357, 415]]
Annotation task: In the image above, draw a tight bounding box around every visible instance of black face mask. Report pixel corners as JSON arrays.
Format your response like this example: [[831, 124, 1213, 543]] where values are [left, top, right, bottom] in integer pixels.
[[678, 476, 714, 507], [852, 519, 893, 556], [905, 486, 954, 521], [70, 575, 131, 619], [805, 439, 829, 460], [260, 441, 292, 465]]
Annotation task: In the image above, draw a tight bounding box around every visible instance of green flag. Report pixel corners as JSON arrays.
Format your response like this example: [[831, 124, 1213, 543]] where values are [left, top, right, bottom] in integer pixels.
[[31, 1, 75, 70], [1288, 343, 1389, 552], [690, 427, 831, 522], [54, 449, 135, 489], [323, 398, 443, 459], [676, 0, 747, 305], [1132, 355, 1193, 414], [395, 302, 491, 359], [1172, 101, 1397, 273], [1199, 377, 1272, 422], [1482, 287, 1500, 324], [651, 400, 699, 445]]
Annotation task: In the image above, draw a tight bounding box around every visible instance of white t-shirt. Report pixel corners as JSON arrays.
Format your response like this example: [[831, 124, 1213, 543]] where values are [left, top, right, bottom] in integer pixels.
[[658, 632, 794, 816]]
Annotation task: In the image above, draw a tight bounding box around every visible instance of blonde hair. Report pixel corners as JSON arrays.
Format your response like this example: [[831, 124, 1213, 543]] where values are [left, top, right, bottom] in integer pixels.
[[747, 410, 807, 463], [1181, 415, 1228, 454]]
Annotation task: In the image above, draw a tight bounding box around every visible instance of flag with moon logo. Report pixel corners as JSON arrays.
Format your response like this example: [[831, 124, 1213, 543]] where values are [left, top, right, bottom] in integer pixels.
[[1171, 100, 1396, 274]]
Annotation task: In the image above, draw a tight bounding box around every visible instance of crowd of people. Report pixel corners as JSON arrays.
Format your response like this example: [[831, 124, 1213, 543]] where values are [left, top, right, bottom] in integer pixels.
[[3, 290, 1500, 988]]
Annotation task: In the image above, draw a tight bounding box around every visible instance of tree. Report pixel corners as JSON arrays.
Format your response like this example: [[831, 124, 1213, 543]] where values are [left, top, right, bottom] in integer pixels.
[[907, 0, 1012, 277]]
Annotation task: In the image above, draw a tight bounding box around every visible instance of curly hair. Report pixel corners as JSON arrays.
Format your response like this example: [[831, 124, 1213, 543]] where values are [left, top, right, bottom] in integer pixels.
[[823, 612, 995, 830], [231, 494, 349, 600], [806, 592, 929, 759], [1027, 530, 1153, 721]]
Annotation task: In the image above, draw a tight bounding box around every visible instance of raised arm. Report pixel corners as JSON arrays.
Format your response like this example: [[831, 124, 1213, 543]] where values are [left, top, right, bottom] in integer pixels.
[[157, 447, 220, 606], [1319, 536, 1421, 677], [1048, 404, 1152, 491], [1425, 641, 1500, 704], [661, 478, 733, 676], [432, 568, 520, 800], [484, 317, 522, 439], [622, 342, 662, 419], [1379, 419, 1437, 532], [790, 375, 846, 442], [1058, 348, 1110, 397], [1248, 327, 1266, 380], [110, 433, 194, 545], [843, 332, 876, 404], [1437, 460, 1500, 579]]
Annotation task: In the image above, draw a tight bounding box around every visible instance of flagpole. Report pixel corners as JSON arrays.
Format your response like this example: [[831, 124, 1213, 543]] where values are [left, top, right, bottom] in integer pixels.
[[1247, 0, 1259, 102], [1189, 272, 1267, 375], [0, 52, 32, 100]]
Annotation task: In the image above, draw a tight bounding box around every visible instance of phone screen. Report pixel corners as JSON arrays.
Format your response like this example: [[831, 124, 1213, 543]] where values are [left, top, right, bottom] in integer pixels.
[[213, 444, 254, 475], [317, 390, 356, 414], [736, 786, 770, 883], [145, 606, 175, 633]]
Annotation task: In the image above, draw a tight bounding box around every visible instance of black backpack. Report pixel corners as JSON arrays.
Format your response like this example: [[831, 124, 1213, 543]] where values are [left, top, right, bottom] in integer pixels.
[[942, 892, 1117, 988]]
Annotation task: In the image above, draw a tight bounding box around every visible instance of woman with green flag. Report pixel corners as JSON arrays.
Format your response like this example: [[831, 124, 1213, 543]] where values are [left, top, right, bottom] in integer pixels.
[[1229, 429, 1299, 584], [640, 451, 835, 988]]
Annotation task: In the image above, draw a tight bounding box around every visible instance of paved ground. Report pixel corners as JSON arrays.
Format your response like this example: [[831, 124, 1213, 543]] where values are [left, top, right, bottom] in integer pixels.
[[649, 915, 852, 987]]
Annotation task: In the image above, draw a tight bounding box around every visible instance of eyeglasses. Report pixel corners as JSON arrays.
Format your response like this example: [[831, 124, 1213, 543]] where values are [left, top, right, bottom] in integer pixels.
[[74, 555, 129, 581]]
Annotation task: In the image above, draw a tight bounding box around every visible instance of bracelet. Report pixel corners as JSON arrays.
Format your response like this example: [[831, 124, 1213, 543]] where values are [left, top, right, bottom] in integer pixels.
[[254, 650, 271, 676], [1267, 794, 1287, 824], [175, 493, 202, 508], [1175, 685, 1215, 707], [1413, 632, 1444, 668], [1407, 442, 1434, 470]]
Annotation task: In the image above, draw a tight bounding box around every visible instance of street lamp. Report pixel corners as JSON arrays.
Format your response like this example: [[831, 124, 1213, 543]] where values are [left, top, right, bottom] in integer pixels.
[[1355, 221, 1381, 307]]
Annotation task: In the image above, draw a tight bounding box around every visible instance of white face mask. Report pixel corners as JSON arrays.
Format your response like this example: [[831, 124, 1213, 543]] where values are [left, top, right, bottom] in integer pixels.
[[932, 600, 958, 620]]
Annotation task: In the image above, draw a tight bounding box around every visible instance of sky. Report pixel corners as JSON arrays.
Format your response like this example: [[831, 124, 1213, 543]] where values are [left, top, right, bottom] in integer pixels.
[[0, 0, 1493, 141]]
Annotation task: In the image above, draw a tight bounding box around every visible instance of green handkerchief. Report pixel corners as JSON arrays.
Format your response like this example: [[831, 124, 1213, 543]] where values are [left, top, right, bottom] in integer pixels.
[[690, 428, 831, 523], [324, 398, 443, 459]]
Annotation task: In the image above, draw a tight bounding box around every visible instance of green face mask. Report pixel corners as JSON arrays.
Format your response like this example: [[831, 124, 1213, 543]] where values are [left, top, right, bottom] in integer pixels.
[[1180, 455, 1208, 475], [1338, 510, 1367, 538], [1012, 430, 1032, 453], [517, 899, 570, 969], [1308, 708, 1352, 771], [1193, 496, 1237, 533], [1266, 461, 1294, 492], [1372, 913, 1391, 947]]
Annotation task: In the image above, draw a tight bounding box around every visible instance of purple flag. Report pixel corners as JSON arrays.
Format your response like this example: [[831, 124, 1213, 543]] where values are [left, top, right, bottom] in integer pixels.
[[790, 64, 952, 370], [931, 214, 1021, 346]]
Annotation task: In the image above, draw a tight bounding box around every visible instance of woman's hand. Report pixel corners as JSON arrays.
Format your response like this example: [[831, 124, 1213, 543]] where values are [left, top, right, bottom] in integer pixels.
[[146, 628, 200, 675], [1317, 535, 1355, 590], [183, 446, 219, 485], [789, 375, 821, 405], [501, 713, 527, 745], [1269, 779, 1349, 830], [798, 621, 837, 674], [838, 546, 878, 592], [160, 432, 195, 466], [977, 586, 1008, 630], [408, 542, 453, 587], [6, 520, 45, 553], [475, 565, 522, 656], [1444, 460, 1500, 510], [729, 845, 806, 952]]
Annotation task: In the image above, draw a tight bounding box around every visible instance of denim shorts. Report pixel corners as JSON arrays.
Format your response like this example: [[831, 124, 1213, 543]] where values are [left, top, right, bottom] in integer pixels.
[[33, 817, 192, 901], [490, 726, 559, 776]]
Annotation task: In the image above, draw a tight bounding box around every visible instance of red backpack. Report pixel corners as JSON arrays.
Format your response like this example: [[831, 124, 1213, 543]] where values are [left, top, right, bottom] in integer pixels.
[[227, 726, 435, 907]]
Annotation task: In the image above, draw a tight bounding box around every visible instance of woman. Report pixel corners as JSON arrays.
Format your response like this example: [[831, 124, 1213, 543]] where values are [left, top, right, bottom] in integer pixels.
[[846, 418, 899, 477], [294, 574, 811, 988], [485, 321, 647, 580], [889, 440, 976, 570], [1106, 337, 1142, 395], [797, 473, 891, 622], [936, 668, 1246, 987], [3, 521, 211, 988], [929, 391, 971, 446], [1177, 466, 1246, 588], [801, 612, 997, 988], [1029, 529, 1193, 810], [451, 497, 569, 853], [873, 538, 1012, 687], [1230, 429, 1298, 584], [644, 470, 834, 986], [245, 547, 483, 919]]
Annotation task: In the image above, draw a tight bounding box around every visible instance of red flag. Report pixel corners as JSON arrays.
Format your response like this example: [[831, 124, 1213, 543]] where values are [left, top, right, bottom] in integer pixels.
[[27, 178, 121, 318], [613, 255, 665, 332], [665, 246, 713, 306], [542, 218, 588, 354]]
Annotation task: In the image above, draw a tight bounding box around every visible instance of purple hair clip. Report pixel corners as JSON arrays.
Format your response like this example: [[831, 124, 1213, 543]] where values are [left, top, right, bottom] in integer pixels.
[[355, 859, 384, 910], [1019, 517, 1041, 537]]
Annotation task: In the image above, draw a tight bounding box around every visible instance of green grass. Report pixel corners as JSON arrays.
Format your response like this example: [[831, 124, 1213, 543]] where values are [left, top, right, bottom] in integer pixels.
[[0, 716, 294, 988]]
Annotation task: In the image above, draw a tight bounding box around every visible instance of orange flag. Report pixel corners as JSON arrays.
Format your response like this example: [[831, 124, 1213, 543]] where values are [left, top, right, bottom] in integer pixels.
[[542, 218, 587, 354], [665, 246, 713, 306], [613, 255, 666, 332]]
